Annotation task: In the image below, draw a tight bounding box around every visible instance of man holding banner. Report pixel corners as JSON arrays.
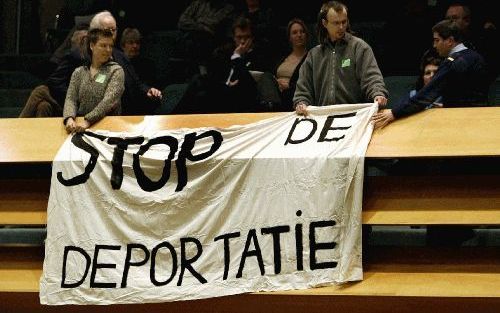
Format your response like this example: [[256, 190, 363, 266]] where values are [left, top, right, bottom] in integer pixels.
[[294, 1, 388, 116]]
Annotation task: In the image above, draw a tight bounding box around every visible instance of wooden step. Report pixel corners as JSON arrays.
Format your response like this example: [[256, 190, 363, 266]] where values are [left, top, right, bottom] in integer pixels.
[[363, 175, 500, 225], [0, 179, 49, 225], [1, 246, 499, 313]]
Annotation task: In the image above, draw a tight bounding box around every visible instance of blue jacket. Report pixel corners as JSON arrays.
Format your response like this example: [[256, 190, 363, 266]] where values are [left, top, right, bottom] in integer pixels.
[[392, 48, 489, 118]]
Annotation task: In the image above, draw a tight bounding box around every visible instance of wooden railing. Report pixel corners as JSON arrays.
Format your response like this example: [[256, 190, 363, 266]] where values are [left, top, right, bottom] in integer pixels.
[[1, 107, 500, 313]]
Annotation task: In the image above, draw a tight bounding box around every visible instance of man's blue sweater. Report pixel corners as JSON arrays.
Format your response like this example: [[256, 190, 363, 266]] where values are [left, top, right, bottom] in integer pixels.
[[392, 48, 489, 118]]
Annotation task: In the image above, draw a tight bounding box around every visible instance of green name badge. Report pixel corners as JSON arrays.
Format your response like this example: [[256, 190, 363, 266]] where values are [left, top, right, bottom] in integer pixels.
[[341, 58, 351, 68], [95, 73, 106, 83]]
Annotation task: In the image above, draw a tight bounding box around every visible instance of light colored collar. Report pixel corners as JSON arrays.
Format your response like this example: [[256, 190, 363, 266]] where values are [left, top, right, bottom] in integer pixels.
[[450, 43, 467, 55]]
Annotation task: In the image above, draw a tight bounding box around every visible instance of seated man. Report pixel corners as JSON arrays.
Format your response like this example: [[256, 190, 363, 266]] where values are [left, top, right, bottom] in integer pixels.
[[176, 16, 279, 114], [373, 19, 490, 128], [210, 16, 280, 112], [19, 31, 87, 118], [445, 3, 498, 81]]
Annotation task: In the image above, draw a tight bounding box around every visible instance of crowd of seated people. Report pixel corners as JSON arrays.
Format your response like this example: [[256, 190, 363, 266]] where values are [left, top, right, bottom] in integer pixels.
[[19, 11, 162, 121], [172, 16, 281, 114], [13, 0, 499, 123]]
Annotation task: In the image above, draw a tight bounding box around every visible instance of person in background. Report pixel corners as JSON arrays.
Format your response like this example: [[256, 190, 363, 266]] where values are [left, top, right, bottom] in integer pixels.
[[372, 19, 489, 129], [215, 16, 280, 112], [19, 29, 88, 118], [275, 18, 308, 110], [120, 28, 156, 87], [50, 22, 90, 67], [63, 28, 124, 133], [392, 52, 443, 113], [177, 16, 279, 114], [120, 28, 141, 59], [445, 3, 498, 81], [416, 55, 443, 96], [445, 3, 472, 34], [294, 1, 388, 116]]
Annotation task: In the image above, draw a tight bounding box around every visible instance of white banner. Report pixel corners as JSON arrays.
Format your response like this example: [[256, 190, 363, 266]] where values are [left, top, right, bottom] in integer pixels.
[[40, 103, 377, 305]]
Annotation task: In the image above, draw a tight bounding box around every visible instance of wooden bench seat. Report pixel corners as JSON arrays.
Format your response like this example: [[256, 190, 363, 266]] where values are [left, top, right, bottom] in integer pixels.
[[2, 174, 500, 226]]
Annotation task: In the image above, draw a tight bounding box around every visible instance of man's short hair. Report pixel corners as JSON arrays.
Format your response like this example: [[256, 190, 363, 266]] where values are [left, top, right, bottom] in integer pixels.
[[317, 1, 349, 44], [432, 19, 464, 43], [232, 17, 253, 35], [89, 11, 115, 30]]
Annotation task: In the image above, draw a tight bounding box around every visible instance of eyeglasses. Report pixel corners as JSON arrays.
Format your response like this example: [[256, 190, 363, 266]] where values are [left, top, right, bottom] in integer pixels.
[[105, 28, 117, 33]]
